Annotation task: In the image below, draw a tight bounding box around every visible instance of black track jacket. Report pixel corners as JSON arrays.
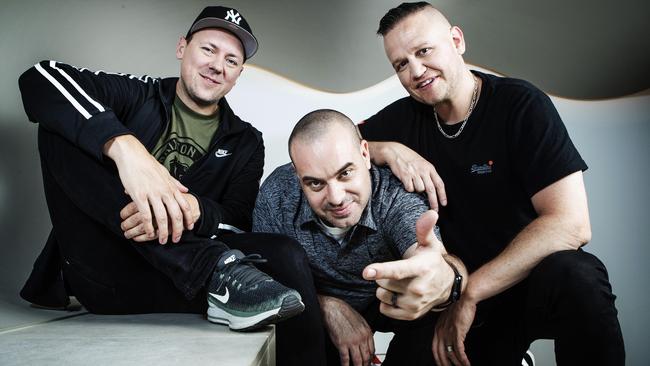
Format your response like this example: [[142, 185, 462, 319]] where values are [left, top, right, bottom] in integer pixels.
[[18, 60, 264, 306]]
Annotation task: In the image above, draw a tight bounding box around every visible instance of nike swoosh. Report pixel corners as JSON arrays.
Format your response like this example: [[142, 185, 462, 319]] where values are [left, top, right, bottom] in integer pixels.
[[215, 152, 232, 158], [209, 287, 230, 304]]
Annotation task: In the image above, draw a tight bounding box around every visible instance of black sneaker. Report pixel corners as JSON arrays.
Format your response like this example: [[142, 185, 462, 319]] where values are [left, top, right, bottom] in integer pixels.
[[207, 249, 305, 331]]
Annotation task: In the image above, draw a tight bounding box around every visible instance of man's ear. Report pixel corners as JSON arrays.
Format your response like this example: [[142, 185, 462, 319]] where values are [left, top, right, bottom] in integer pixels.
[[360, 139, 371, 169], [450, 26, 466, 55], [176, 36, 188, 59]]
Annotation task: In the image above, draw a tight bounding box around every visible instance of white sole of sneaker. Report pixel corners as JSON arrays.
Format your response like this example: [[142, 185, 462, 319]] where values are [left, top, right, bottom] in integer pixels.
[[207, 295, 305, 331], [207, 304, 281, 330]]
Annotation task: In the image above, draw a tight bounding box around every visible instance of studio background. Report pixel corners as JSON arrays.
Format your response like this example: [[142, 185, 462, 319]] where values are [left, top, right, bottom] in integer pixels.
[[1, 1, 648, 364]]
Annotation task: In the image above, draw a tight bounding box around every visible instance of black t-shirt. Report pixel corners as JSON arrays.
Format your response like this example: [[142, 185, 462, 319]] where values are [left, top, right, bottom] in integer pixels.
[[359, 71, 587, 271]]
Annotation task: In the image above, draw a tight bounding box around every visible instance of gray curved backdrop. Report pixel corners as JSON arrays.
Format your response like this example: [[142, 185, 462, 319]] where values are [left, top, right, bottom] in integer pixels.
[[1, 0, 648, 365]]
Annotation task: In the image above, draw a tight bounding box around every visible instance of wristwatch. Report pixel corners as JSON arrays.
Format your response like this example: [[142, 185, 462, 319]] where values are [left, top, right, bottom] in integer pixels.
[[431, 261, 463, 312]]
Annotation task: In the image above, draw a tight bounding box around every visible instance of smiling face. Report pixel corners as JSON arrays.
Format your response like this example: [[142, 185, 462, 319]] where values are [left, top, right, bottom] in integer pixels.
[[290, 122, 372, 229], [175, 28, 245, 115], [383, 8, 467, 107]]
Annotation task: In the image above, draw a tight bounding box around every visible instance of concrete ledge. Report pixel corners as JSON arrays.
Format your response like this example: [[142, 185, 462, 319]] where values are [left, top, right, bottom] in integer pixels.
[[0, 313, 275, 366]]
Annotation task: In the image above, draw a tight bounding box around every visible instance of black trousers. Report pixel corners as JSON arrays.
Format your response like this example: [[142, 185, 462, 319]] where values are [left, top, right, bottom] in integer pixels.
[[325, 250, 624, 366], [37, 127, 326, 366], [462, 249, 625, 366], [324, 301, 438, 366]]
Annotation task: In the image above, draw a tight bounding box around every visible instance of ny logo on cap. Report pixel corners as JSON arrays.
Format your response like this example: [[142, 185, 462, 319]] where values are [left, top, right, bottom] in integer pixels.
[[225, 9, 241, 25]]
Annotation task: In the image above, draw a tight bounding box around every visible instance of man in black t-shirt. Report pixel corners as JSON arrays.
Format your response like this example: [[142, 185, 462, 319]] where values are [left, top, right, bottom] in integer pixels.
[[359, 3, 624, 365]]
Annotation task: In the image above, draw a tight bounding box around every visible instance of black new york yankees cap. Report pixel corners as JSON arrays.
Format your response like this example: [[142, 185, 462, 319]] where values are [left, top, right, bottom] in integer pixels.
[[186, 6, 258, 60]]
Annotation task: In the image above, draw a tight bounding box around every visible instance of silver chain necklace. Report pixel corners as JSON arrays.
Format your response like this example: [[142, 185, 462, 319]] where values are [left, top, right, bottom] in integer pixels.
[[434, 75, 479, 139]]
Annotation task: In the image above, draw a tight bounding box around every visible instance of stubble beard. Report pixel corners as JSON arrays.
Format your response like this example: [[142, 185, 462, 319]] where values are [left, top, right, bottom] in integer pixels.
[[182, 77, 220, 107]]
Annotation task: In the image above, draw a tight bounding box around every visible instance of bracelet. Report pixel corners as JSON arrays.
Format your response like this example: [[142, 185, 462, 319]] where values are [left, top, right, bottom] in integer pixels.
[[431, 260, 462, 312]]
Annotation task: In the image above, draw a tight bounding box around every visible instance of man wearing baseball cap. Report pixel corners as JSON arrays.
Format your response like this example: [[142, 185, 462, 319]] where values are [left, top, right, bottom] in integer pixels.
[[18, 6, 323, 365]]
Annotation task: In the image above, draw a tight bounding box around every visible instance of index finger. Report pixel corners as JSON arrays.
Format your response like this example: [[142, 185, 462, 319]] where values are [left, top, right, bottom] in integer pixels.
[[172, 177, 189, 193], [362, 257, 420, 281], [432, 330, 443, 366], [390, 164, 415, 192], [424, 178, 439, 212], [436, 339, 452, 366], [430, 171, 447, 207], [339, 347, 350, 366], [455, 336, 471, 366]]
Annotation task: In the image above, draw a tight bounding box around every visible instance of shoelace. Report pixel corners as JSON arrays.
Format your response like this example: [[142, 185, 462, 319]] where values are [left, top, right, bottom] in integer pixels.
[[214, 254, 269, 293]]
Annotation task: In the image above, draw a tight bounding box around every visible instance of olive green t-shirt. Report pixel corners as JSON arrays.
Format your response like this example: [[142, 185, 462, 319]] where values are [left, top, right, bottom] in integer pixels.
[[152, 97, 220, 179]]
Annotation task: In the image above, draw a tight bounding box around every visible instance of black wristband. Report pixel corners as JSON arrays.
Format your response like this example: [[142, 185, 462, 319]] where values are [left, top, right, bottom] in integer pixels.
[[431, 261, 462, 312]]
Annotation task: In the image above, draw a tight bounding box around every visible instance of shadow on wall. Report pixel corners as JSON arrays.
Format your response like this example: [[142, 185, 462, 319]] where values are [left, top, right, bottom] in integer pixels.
[[0, 123, 52, 299]]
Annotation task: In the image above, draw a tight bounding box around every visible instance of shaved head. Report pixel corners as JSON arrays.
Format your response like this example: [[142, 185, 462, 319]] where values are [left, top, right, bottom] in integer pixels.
[[377, 2, 450, 37], [288, 109, 361, 161], [288, 109, 372, 229], [420, 6, 452, 33]]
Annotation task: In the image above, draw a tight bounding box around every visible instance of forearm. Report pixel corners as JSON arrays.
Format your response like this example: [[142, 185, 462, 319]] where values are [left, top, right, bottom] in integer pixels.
[[103, 134, 148, 164], [443, 254, 469, 296], [317, 293, 334, 307], [464, 214, 588, 303], [317, 294, 346, 317], [367, 141, 396, 166]]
